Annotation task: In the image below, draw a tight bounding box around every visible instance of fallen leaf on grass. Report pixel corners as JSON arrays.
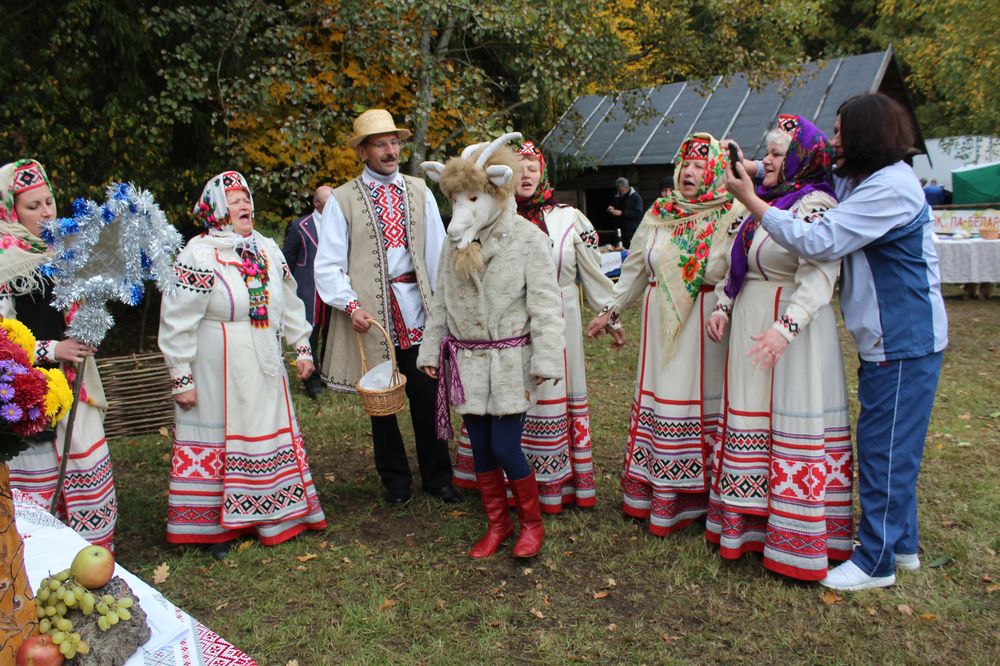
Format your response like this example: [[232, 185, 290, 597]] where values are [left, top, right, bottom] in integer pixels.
[[159, 426, 170, 438], [489, 619, 501, 628], [260, 558, 272, 565], [393, 581, 406, 592], [929, 555, 953, 568], [607, 623, 618, 632], [897, 604, 913, 616], [152, 563, 170, 585], [215, 602, 229, 611], [323, 474, 336, 483], [522, 567, 533, 576], [447, 510, 468, 518], [958, 413, 972, 420], [940, 520, 956, 528], [379, 598, 398, 611], [236, 541, 252, 552], [606, 578, 617, 588], [866, 606, 877, 616], [435, 599, 446, 610], [530, 608, 544, 619], [294, 565, 307, 572], [660, 634, 682, 644], [593, 590, 609, 599], [160, 452, 171, 462], [920, 613, 938, 621], [956, 441, 972, 447], [287, 661, 299, 666], [342, 557, 352, 564], [563, 551, 573, 557], [986, 584, 999, 594], [296, 553, 318, 563], [318, 541, 329, 550], [982, 574, 995, 583], [821, 590, 841, 605]]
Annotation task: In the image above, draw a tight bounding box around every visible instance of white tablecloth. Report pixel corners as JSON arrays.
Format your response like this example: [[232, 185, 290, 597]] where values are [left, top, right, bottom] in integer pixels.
[[933, 238, 1000, 283], [13, 489, 257, 666]]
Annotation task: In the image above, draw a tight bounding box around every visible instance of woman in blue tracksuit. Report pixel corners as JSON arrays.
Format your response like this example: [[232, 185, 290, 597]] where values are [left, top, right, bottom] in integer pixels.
[[725, 93, 947, 590]]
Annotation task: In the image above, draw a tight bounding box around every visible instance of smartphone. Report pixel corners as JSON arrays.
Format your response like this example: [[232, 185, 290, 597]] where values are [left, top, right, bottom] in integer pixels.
[[728, 143, 741, 176]]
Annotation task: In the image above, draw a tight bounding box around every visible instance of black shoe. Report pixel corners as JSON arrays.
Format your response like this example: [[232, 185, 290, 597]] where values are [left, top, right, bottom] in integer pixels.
[[306, 385, 323, 400], [207, 541, 231, 560], [386, 491, 411, 507], [427, 484, 461, 504]]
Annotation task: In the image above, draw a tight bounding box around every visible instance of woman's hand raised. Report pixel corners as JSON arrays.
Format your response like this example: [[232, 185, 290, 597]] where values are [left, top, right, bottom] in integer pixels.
[[55, 338, 97, 364]]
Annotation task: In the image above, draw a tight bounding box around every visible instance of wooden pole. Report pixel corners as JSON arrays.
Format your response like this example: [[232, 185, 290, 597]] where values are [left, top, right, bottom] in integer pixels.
[[49, 357, 87, 515]]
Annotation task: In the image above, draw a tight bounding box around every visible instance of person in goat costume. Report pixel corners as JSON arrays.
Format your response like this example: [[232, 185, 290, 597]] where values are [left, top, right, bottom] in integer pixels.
[[418, 133, 565, 559]]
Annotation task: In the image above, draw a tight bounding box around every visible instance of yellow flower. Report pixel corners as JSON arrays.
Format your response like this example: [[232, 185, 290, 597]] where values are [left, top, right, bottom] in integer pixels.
[[0, 318, 37, 364], [40, 367, 74, 425]]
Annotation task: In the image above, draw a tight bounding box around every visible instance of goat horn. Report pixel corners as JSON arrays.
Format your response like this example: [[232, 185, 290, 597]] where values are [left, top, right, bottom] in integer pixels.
[[474, 132, 523, 168], [461, 142, 488, 161]]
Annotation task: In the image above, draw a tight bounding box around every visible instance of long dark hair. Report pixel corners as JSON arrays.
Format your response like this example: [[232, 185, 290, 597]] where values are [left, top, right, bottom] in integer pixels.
[[836, 93, 916, 179]]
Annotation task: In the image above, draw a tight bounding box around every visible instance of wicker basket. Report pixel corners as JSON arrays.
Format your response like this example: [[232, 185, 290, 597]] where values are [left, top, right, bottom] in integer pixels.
[[355, 318, 407, 416]]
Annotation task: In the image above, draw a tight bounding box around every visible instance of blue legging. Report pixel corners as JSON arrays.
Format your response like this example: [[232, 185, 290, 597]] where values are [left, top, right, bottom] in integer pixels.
[[463, 413, 531, 481], [853, 352, 943, 577]]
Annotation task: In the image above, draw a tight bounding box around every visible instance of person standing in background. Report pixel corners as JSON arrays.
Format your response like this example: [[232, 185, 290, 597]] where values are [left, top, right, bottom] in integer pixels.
[[607, 177, 644, 248], [283, 185, 332, 399]]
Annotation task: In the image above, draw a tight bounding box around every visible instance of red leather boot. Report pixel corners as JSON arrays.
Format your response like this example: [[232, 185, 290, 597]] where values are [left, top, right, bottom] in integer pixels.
[[509, 472, 544, 558], [469, 469, 515, 558]]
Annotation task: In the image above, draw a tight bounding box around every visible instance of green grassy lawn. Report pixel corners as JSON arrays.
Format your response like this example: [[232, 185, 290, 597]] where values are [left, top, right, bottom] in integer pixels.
[[108, 287, 999, 665]]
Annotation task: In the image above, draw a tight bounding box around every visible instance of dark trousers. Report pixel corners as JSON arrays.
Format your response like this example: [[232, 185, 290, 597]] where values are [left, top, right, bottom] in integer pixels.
[[853, 352, 943, 577], [370, 345, 453, 494], [463, 413, 531, 480]]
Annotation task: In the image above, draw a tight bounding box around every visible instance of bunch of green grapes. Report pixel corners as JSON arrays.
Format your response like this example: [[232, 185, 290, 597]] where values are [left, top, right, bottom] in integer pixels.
[[34, 568, 136, 657]]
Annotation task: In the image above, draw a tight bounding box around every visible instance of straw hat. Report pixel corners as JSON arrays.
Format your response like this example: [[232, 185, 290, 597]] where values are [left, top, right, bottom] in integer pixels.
[[348, 109, 412, 148]]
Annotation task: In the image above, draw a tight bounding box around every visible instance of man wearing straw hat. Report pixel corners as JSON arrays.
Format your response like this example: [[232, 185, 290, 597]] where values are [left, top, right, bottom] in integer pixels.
[[315, 108, 459, 506]]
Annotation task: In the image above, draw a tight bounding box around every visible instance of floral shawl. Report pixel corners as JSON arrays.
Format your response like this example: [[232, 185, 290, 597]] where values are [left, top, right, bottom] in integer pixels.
[[514, 140, 557, 232], [725, 115, 837, 298], [640, 133, 736, 349], [0, 159, 54, 295]]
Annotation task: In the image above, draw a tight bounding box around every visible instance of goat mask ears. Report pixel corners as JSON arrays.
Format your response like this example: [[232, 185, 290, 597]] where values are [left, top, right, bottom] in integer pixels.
[[485, 164, 513, 187], [421, 161, 446, 182]]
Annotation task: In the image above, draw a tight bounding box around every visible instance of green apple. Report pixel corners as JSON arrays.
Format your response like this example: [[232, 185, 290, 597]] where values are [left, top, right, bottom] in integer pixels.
[[69, 545, 115, 590]]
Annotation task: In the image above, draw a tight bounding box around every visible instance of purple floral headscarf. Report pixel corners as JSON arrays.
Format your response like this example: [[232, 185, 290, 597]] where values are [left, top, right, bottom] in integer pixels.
[[725, 115, 837, 299]]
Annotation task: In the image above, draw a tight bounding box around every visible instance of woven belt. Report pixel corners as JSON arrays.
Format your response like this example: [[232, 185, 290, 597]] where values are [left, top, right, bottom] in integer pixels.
[[434, 333, 531, 440], [387, 272, 418, 349]]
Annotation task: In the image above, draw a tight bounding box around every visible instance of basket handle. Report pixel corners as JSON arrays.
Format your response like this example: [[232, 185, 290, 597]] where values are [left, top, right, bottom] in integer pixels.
[[355, 318, 404, 388]]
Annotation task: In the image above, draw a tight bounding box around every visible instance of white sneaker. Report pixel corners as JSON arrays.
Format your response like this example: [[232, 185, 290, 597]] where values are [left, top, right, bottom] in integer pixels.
[[820, 560, 896, 591], [895, 552, 920, 572]]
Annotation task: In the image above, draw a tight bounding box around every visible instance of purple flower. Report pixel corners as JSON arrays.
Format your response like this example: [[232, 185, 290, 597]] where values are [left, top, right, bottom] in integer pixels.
[[2, 403, 23, 422], [0, 383, 14, 400], [27, 407, 41, 421]]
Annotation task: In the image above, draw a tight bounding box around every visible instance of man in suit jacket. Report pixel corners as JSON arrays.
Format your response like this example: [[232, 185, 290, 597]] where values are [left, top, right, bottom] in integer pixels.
[[283, 184, 332, 398]]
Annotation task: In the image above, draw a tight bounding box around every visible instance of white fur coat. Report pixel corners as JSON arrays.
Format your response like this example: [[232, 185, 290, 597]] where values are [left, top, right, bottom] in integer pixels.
[[418, 212, 565, 416]]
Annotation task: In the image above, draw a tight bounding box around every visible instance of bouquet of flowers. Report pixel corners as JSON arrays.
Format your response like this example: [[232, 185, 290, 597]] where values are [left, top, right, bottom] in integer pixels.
[[0, 317, 73, 462]]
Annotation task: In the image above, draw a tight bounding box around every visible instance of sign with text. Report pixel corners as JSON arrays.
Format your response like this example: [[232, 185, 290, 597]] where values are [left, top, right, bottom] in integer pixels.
[[933, 208, 1000, 233]]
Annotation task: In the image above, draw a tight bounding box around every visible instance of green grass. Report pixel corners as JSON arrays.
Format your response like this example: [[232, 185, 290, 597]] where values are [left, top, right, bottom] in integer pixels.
[[108, 286, 1000, 665]]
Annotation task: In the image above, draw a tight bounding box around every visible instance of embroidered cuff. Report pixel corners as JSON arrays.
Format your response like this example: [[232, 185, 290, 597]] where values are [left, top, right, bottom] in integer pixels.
[[345, 299, 362, 316], [772, 314, 800, 343], [580, 229, 599, 249], [35, 339, 57, 365], [295, 344, 313, 361], [170, 366, 195, 395]]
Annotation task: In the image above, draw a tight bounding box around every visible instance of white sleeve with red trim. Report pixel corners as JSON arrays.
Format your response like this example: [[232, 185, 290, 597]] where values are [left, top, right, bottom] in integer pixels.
[[157, 242, 214, 394]]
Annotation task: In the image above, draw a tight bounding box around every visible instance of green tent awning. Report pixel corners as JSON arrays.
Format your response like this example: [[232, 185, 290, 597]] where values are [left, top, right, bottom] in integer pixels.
[[952, 161, 1000, 205]]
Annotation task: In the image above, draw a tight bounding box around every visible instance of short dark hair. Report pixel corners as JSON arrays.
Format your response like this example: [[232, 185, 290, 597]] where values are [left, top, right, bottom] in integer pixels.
[[836, 93, 916, 179]]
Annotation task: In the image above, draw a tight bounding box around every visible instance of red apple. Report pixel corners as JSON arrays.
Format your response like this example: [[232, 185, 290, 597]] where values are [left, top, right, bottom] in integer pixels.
[[15, 634, 65, 666], [69, 545, 115, 590]]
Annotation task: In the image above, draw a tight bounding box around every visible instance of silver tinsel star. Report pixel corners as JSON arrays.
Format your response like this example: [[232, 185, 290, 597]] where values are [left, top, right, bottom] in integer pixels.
[[41, 182, 183, 347]]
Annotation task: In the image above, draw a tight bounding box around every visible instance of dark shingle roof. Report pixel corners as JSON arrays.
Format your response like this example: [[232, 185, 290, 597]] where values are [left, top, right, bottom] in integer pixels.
[[542, 49, 923, 164]]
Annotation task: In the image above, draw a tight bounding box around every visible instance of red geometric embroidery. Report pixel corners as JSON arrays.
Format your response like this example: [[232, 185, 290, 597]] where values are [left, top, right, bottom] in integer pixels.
[[172, 445, 225, 479], [368, 181, 408, 249]]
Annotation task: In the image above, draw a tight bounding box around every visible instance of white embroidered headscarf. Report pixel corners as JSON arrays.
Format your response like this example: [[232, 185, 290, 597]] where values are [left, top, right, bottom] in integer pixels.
[[0, 159, 56, 295]]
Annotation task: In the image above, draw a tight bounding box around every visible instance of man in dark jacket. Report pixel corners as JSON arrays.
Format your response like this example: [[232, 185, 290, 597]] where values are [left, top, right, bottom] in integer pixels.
[[607, 177, 644, 248], [283, 185, 332, 398]]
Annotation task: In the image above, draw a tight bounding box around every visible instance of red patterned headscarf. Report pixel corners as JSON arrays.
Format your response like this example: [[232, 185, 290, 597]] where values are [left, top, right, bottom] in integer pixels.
[[514, 141, 557, 230]]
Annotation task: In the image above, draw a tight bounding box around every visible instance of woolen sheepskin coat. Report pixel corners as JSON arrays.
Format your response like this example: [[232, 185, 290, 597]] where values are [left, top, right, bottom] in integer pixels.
[[418, 209, 565, 416]]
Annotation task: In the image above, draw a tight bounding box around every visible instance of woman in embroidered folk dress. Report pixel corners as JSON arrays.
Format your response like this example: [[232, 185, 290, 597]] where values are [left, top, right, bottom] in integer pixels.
[[0, 159, 117, 549], [159, 171, 327, 559], [703, 115, 852, 581], [587, 134, 742, 537], [451, 141, 618, 512], [727, 94, 947, 591]]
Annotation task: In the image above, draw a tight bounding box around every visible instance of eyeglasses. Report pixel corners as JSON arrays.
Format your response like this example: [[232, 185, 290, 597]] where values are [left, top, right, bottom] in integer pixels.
[[366, 138, 402, 150]]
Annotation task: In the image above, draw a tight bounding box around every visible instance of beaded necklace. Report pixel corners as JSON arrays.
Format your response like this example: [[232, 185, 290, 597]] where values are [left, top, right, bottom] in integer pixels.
[[238, 245, 269, 328]]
